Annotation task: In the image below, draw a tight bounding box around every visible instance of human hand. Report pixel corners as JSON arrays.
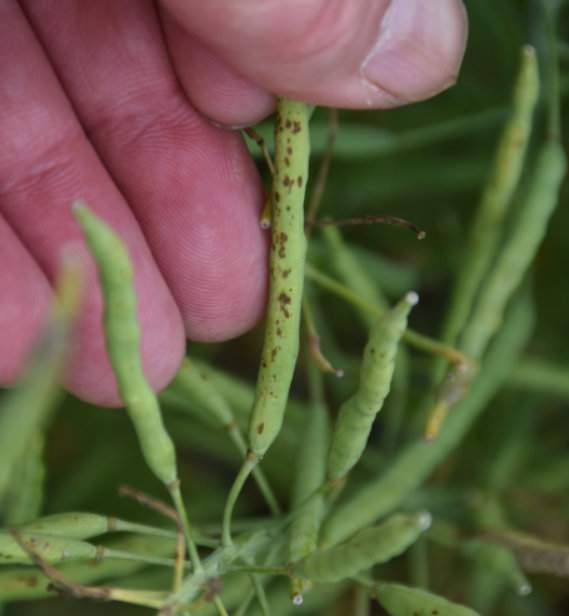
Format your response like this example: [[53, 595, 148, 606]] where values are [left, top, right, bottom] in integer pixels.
[[0, 0, 467, 405]]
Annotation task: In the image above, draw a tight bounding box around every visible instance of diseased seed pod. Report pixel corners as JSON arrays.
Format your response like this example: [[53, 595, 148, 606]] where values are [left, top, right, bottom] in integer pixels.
[[247, 98, 312, 458], [222, 99, 312, 548], [73, 203, 177, 487], [327, 292, 418, 481], [294, 512, 430, 583], [375, 583, 480, 616]]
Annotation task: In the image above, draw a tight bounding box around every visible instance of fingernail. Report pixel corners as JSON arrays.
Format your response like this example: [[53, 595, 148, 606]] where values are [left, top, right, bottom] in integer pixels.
[[361, 0, 418, 102], [361, 0, 467, 104]]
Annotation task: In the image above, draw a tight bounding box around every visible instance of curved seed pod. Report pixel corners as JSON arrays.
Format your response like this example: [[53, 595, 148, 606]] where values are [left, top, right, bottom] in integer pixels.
[[327, 292, 418, 481], [0, 531, 98, 565], [73, 203, 177, 487], [375, 583, 480, 616], [461, 139, 566, 359], [247, 98, 312, 458], [294, 512, 430, 583], [322, 294, 534, 546]]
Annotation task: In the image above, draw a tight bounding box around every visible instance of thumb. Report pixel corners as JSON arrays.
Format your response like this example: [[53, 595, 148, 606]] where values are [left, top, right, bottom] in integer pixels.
[[162, 0, 468, 109]]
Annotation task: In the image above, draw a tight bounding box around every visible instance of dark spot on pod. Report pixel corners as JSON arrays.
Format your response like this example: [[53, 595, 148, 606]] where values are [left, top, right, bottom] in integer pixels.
[[292, 121, 301, 134], [284, 157, 290, 167], [277, 327, 282, 337], [286, 206, 291, 212], [277, 232, 288, 259], [297, 176, 303, 187], [278, 292, 292, 318], [287, 146, 293, 156], [274, 191, 280, 203], [283, 176, 291, 187], [256, 423, 265, 434], [271, 346, 281, 361], [282, 268, 291, 278], [285, 119, 292, 129]]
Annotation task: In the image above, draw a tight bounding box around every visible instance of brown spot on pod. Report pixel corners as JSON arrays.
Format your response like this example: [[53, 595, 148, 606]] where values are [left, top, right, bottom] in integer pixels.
[[256, 423, 265, 434], [278, 292, 292, 318], [297, 176, 303, 187]]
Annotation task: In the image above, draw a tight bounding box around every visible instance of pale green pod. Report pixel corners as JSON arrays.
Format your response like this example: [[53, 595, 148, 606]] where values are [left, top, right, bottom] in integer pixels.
[[289, 365, 330, 564], [463, 540, 531, 596], [322, 294, 534, 546], [375, 583, 480, 616], [0, 531, 98, 565], [1, 433, 45, 525], [73, 203, 177, 486], [294, 512, 431, 583], [248, 98, 311, 457], [438, 46, 539, 360], [327, 292, 418, 481], [461, 139, 566, 359], [0, 534, 177, 602], [18, 512, 177, 542], [0, 261, 80, 499]]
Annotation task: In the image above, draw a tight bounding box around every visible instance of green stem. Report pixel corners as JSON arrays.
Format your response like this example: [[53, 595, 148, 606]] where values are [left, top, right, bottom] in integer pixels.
[[305, 264, 470, 366], [221, 455, 259, 547]]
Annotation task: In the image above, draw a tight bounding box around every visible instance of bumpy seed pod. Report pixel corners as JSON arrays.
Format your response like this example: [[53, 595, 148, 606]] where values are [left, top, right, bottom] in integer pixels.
[[327, 292, 418, 481], [294, 512, 430, 583], [73, 203, 177, 487], [375, 583, 480, 616]]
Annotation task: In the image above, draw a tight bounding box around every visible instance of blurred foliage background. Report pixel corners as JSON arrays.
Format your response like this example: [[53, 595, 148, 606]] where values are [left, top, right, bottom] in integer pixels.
[[1, 0, 568, 614]]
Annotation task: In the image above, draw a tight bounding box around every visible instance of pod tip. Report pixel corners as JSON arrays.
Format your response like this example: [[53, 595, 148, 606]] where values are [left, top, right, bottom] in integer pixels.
[[406, 291, 419, 306], [418, 511, 432, 531]]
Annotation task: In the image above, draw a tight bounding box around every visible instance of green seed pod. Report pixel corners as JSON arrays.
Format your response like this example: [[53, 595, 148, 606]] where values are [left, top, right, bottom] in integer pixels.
[[294, 512, 430, 583], [2, 433, 45, 525], [18, 512, 177, 542], [461, 139, 566, 360], [327, 292, 418, 481], [322, 295, 534, 546], [463, 540, 531, 596], [73, 203, 177, 486], [375, 583, 480, 616], [0, 531, 98, 565], [438, 46, 539, 358], [247, 98, 311, 458]]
